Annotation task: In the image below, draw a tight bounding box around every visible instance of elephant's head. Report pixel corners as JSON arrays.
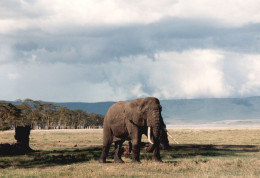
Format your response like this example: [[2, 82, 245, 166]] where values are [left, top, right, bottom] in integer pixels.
[[137, 97, 170, 152], [146, 122, 171, 152]]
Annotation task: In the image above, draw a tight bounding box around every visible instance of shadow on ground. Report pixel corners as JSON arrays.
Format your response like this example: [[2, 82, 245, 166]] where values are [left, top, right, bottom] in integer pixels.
[[0, 144, 259, 168], [0, 146, 102, 169], [141, 144, 260, 163]]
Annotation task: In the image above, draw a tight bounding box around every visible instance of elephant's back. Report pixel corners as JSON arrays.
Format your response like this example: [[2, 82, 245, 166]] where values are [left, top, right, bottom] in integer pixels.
[[105, 101, 126, 121], [104, 101, 127, 133]]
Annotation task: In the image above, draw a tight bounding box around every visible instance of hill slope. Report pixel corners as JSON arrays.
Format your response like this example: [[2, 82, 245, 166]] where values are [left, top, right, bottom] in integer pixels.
[[56, 96, 260, 125], [160, 97, 260, 124], [57, 101, 115, 115]]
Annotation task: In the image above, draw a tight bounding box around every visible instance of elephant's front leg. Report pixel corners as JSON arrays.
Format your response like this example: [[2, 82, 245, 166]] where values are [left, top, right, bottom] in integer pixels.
[[131, 135, 141, 163], [114, 141, 124, 163], [132, 141, 140, 163], [152, 145, 162, 162]]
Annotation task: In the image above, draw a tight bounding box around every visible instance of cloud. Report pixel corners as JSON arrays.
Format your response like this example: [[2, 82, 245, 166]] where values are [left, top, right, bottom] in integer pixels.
[[7, 73, 21, 80], [222, 53, 260, 96], [152, 50, 228, 98], [0, 0, 259, 102], [1, 49, 259, 102], [0, 62, 115, 102], [171, 0, 260, 26], [1, 0, 260, 33], [101, 50, 230, 100], [1, 18, 259, 66]]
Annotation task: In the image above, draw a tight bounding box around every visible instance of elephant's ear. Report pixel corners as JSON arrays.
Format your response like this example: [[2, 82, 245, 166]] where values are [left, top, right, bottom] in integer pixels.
[[128, 99, 146, 127], [138, 98, 149, 113]]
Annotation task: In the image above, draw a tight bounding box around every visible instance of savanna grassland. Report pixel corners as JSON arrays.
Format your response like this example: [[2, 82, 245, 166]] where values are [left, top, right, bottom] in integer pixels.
[[0, 128, 260, 177]]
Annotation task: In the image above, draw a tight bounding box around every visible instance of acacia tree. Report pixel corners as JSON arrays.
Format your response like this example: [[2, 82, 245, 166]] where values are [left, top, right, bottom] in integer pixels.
[[31, 100, 44, 129], [40, 103, 59, 129], [17, 101, 33, 127], [87, 113, 104, 128], [16, 99, 45, 129], [57, 107, 70, 129], [0, 102, 22, 130], [78, 110, 89, 129], [1, 99, 104, 130], [72, 110, 82, 129]]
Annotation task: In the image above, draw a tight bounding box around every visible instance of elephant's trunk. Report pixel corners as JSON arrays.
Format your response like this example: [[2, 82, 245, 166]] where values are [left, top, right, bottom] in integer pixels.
[[146, 110, 161, 153]]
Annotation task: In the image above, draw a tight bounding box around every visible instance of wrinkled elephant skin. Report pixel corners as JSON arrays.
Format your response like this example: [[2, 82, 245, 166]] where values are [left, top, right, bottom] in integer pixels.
[[99, 97, 169, 163]]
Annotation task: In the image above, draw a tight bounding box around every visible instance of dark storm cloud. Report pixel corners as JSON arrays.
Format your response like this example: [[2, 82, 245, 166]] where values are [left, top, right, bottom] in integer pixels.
[[149, 19, 260, 53], [4, 18, 260, 65]]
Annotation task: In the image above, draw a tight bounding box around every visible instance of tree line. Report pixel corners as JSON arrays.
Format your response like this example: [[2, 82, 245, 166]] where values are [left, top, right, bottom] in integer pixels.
[[0, 99, 104, 130]]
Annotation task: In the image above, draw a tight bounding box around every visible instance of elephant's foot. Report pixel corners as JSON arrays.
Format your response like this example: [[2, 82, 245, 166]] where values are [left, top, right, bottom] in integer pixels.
[[153, 157, 163, 162], [99, 158, 107, 163], [132, 145, 141, 163], [154, 159, 163, 163], [131, 159, 141, 164], [99, 160, 106, 163], [99, 145, 111, 163], [114, 154, 124, 163], [114, 158, 124, 163]]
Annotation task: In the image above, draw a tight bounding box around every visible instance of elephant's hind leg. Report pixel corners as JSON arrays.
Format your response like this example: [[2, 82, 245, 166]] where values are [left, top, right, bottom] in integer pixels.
[[99, 128, 113, 163], [114, 141, 124, 163], [99, 144, 111, 163]]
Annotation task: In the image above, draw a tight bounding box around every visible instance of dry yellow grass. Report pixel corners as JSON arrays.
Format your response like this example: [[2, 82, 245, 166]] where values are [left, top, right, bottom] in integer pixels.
[[0, 128, 260, 177]]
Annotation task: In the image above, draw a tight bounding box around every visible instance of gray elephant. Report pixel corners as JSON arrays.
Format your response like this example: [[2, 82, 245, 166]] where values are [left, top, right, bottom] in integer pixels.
[[99, 97, 171, 163]]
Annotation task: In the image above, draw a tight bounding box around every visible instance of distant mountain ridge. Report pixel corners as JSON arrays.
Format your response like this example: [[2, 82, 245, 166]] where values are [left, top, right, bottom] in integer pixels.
[[56, 96, 260, 125], [56, 101, 115, 115], [7, 96, 260, 125], [160, 96, 260, 124]]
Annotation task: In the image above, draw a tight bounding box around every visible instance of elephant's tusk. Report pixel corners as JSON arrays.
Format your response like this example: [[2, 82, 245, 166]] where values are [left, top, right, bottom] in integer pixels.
[[167, 132, 179, 144], [148, 127, 154, 144]]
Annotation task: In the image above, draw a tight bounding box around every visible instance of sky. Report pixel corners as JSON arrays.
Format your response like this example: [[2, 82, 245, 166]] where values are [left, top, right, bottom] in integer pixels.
[[0, 0, 260, 102]]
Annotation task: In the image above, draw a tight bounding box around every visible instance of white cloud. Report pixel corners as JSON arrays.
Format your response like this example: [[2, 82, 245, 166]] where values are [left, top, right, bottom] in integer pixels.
[[131, 83, 146, 98], [1, 0, 260, 34], [99, 50, 260, 101], [87, 49, 231, 100], [0, 42, 13, 62], [236, 54, 260, 95], [0, 0, 259, 102], [151, 50, 229, 99], [43, 0, 260, 26], [1, 49, 260, 102], [7, 73, 21, 80], [172, 0, 260, 26]]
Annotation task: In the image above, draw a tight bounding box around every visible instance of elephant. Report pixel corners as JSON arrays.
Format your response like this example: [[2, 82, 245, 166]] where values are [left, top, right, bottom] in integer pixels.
[[99, 97, 171, 163]]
